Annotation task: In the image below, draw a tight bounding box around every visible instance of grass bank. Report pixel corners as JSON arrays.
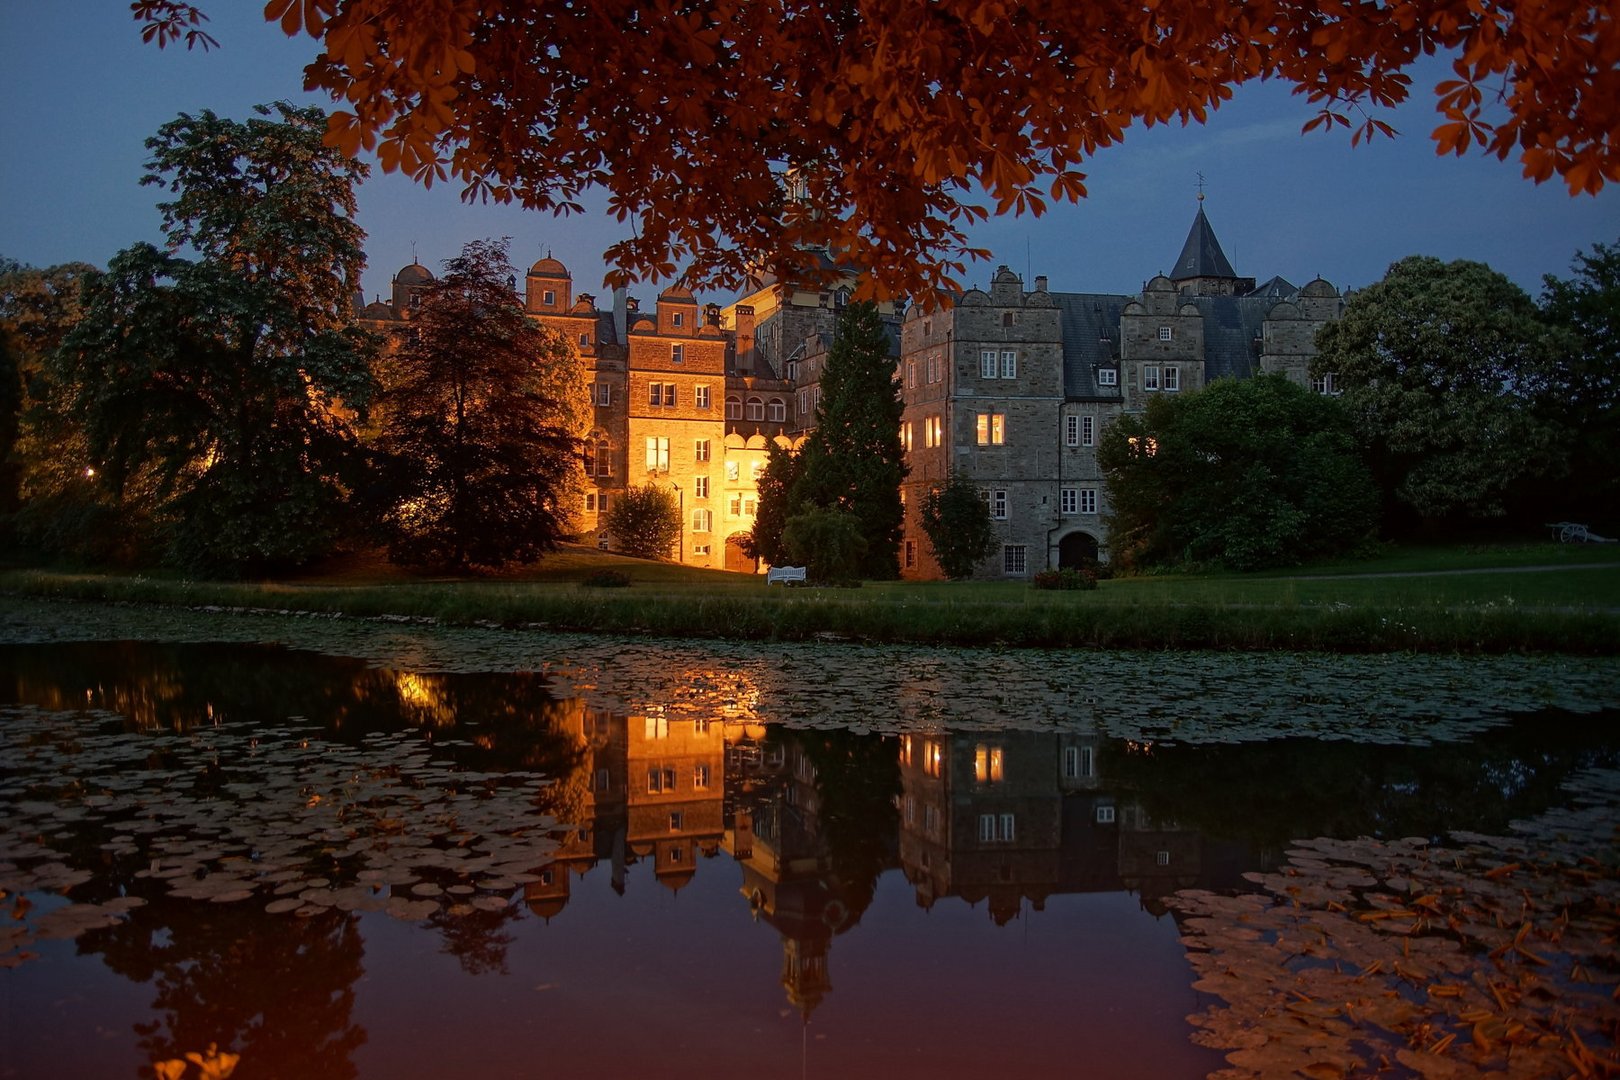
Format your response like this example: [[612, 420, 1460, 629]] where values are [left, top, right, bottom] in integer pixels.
[[3, 542, 1616, 654]]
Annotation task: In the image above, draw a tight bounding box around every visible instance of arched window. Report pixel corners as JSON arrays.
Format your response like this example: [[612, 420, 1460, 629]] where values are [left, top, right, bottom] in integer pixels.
[[766, 398, 787, 422], [745, 396, 765, 421], [584, 434, 612, 478], [726, 396, 742, 420]]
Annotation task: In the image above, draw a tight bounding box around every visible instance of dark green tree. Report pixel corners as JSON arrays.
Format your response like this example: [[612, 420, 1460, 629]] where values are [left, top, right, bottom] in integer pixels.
[[1314, 255, 1564, 523], [605, 483, 681, 560], [1098, 375, 1377, 571], [919, 473, 999, 578], [791, 302, 907, 578], [55, 103, 378, 575], [781, 506, 868, 583], [1539, 238, 1620, 522], [747, 439, 805, 567], [374, 238, 583, 570]]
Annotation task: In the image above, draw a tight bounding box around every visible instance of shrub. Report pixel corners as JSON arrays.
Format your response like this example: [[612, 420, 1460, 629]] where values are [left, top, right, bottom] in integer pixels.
[[781, 507, 867, 584], [1031, 567, 1098, 591]]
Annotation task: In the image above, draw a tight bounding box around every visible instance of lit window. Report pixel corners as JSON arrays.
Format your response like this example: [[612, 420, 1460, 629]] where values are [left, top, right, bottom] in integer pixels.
[[901, 421, 913, 453], [973, 744, 1004, 783], [695, 385, 710, 409], [767, 399, 787, 422], [692, 508, 711, 532], [1003, 545, 1027, 574], [1080, 488, 1097, 515], [980, 349, 998, 379], [1097, 368, 1118, 387], [1127, 436, 1158, 457], [1158, 326, 1172, 342], [726, 461, 740, 481], [694, 439, 711, 462], [1164, 366, 1180, 392], [750, 461, 764, 480], [1060, 487, 1077, 515], [1000, 350, 1017, 379], [726, 396, 742, 420], [924, 415, 942, 448], [976, 413, 1005, 446], [1143, 366, 1161, 391], [645, 437, 670, 472], [694, 476, 708, 498], [745, 396, 765, 421]]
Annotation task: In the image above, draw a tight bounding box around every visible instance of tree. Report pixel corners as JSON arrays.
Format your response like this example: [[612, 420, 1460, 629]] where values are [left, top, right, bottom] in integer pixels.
[[138, 1, 1618, 302], [374, 238, 583, 570], [1098, 375, 1377, 571], [747, 440, 805, 568], [55, 103, 377, 575], [1314, 256, 1563, 523], [792, 302, 907, 579], [919, 474, 998, 579], [781, 507, 868, 584], [1539, 238, 1620, 519], [605, 483, 681, 560]]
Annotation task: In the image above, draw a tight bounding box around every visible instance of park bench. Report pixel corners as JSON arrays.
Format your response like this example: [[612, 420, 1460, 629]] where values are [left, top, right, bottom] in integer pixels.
[[766, 565, 807, 585], [1546, 521, 1617, 544]]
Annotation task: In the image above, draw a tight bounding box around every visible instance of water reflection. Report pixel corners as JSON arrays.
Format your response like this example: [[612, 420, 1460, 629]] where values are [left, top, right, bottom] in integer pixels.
[[1, 642, 1616, 1078]]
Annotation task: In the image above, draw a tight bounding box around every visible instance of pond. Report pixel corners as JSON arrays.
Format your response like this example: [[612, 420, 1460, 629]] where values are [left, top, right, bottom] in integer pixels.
[[1, 600, 1618, 1079]]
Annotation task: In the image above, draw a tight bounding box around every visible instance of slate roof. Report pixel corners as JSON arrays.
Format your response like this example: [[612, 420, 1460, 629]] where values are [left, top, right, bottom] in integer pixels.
[[1186, 295, 1273, 383], [1051, 292, 1132, 399], [1169, 206, 1238, 282]]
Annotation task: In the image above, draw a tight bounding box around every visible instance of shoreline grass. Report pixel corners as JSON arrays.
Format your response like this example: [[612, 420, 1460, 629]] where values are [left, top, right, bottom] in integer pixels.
[[3, 547, 1616, 654]]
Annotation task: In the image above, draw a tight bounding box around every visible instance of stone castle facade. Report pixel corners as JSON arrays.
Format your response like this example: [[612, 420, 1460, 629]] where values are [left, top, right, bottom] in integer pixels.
[[358, 203, 1343, 578]]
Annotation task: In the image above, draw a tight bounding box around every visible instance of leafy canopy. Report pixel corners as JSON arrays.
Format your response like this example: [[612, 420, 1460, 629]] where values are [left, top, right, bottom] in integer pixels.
[[605, 483, 682, 561], [919, 474, 999, 580], [56, 103, 377, 575], [1098, 375, 1377, 571], [137, 0, 1619, 304], [747, 439, 805, 569], [1538, 237, 1620, 517], [791, 302, 907, 579], [374, 238, 584, 570], [1314, 255, 1564, 521]]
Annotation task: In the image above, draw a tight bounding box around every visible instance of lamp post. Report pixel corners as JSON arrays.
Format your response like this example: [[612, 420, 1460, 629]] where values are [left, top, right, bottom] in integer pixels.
[[672, 482, 684, 563]]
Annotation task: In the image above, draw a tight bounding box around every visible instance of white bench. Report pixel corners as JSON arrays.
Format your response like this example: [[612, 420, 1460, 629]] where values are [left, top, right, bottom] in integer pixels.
[[766, 565, 807, 585]]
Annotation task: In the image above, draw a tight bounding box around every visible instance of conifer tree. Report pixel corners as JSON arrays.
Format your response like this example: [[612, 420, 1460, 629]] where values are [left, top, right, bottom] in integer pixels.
[[791, 302, 907, 579]]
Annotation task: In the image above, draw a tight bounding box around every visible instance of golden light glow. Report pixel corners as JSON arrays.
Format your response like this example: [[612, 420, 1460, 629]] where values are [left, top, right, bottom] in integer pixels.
[[974, 744, 1004, 783]]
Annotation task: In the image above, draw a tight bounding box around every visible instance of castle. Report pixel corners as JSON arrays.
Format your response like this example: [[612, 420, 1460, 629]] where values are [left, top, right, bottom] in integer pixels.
[[358, 202, 1344, 578]]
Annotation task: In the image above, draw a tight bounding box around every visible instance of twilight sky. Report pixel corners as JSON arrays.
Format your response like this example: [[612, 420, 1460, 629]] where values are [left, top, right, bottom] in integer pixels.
[[3, 2, 1616, 308]]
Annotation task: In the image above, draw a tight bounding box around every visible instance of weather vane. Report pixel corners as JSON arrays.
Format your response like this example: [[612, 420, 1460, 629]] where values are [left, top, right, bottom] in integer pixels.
[[1196, 172, 1206, 203]]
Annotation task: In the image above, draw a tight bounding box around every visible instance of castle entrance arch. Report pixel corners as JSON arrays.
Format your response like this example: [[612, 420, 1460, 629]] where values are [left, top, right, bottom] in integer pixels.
[[1057, 530, 1100, 569]]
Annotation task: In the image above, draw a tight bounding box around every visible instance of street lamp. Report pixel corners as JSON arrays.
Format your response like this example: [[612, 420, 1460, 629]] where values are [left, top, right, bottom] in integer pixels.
[[671, 482, 684, 563]]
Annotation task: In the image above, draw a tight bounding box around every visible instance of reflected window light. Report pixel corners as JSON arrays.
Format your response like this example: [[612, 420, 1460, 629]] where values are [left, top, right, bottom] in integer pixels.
[[974, 745, 1004, 784]]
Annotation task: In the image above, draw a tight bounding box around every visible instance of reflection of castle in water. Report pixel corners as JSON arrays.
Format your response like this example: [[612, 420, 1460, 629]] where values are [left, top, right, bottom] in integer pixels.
[[521, 709, 1248, 1018]]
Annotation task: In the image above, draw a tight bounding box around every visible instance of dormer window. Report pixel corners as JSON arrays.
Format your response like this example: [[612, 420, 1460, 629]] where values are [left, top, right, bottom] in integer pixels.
[[1097, 368, 1118, 387], [673, 312, 684, 327], [543, 290, 556, 306]]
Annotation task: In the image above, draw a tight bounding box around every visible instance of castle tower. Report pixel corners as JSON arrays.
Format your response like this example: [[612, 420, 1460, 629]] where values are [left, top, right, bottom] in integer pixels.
[[1169, 204, 1251, 297]]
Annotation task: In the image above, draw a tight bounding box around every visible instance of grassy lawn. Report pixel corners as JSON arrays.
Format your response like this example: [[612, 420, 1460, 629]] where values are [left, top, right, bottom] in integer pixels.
[[3, 541, 1616, 653]]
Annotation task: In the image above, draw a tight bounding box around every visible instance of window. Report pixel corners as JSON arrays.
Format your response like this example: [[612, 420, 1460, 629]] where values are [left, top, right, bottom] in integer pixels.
[[664, 383, 677, 407], [673, 312, 684, 327], [543, 289, 556, 306], [1157, 850, 1171, 867], [1312, 373, 1339, 395], [767, 399, 787, 422], [580, 332, 591, 347], [744, 497, 757, 515], [693, 476, 708, 498], [980, 349, 998, 379], [976, 413, 1005, 446], [588, 438, 612, 477], [978, 814, 996, 842], [693, 542, 710, 556], [907, 360, 917, 388], [649, 383, 663, 407], [925, 414, 943, 448], [728, 495, 742, 516], [692, 508, 711, 532], [726, 396, 742, 419], [901, 421, 913, 453], [1002, 311, 1014, 327], [1080, 488, 1097, 515], [1082, 415, 1095, 446], [645, 437, 670, 472], [671, 343, 684, 363], [1065, 414, 1080, 447], [725, 461, 740, 481], [745, 396, 765, 421], [694, 439, 710, 462], [669, 811, 684, 831], [1063, 745, 1095, 779], [1158, 325, 1173, 341], [988, 489, 1007, 520], [904, 539, 917, 569], [585, 491, 600, 513], [593, 382, 612, 407], [695, 385, 710, 409], [798, 390, 809, 416], [1003, 545, 1027, 574], [1096, 804, 1116, 824], [1001, 350, 1017, 379], [978, 813, 1016, 842], [927, 355, 942, 383], [1143, 366, 1161, 391], [1163, 366, 1180, 392], [648, 767, 676, 793], [750, 461, 764, 480], [974, 744, 1004, 783], [1060, 487, 1077, 515], [694, 764, 710, 789], [1097, 368, 1118, 387]]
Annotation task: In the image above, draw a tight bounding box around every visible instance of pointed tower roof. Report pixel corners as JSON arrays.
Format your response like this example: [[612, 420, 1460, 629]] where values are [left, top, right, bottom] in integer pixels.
[[1170, 205, 1237, 282]]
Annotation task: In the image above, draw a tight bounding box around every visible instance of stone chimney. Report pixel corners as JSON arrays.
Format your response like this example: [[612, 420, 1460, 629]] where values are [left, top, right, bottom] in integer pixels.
[[1034, 275, 1049, 292]]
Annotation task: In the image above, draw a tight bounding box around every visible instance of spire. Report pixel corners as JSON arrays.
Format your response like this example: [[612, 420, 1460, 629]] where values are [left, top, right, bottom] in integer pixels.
[[1170, 205, 1237, 283]]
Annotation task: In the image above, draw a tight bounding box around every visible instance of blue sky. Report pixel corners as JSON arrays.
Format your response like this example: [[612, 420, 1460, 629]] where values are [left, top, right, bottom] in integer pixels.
[[3, 2, 1615, 307]]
